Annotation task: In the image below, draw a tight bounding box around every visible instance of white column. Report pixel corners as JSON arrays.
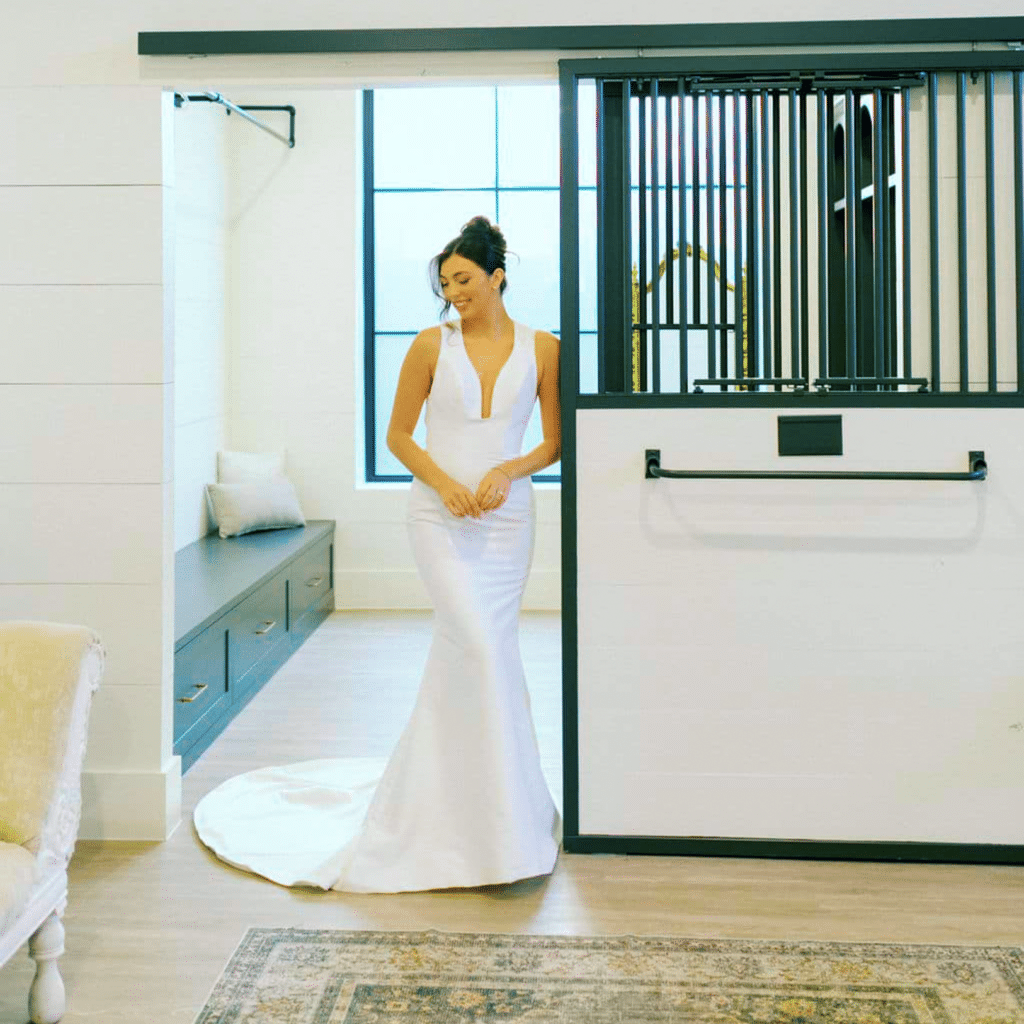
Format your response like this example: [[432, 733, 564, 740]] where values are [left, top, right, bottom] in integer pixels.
[[0, 85, 179, 839]]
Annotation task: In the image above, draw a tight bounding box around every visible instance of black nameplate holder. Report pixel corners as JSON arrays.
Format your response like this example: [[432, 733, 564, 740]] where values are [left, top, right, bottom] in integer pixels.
[[777, 415, 843, 457]]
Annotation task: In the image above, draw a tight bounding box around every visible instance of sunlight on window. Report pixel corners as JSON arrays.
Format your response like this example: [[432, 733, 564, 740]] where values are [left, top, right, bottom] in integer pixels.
[[367, 83, 589, 483], [374, 88, 496, 190]]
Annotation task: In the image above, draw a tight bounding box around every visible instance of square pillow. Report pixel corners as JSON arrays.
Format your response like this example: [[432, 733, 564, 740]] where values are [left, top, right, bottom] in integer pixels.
[[206, 477, 306, 539], [217, 450, 285, 484]]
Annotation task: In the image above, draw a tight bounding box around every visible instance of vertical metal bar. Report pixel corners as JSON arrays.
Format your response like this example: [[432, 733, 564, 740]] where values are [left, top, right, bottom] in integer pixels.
[[985, 71, 998, 393], [747, 93, 759, 385], [761, 92, 772, 383], [665, 80, 674, 332], [799, 90, 809, 384], [789, 90, 800, 380], [556, 62, 581, 845], [596, 80, 631, 395], [901, 87, 912, 382], [1016, 72, 1024, 392], [873, 89, 886, 384], [817, 89, 829, 383], [637, 82, 648, 391], [651, 79, 661, 394], [624, 78, 634, 393], [957, 72, 969, 393], [598, 78, 630, 391], [679, 82, 690, 392], [692, 93, 702, 330], [719, 92, 729, 385], [733, 91, 744, 382], [362, 91, 378, 481], [706, 91, 717, 381], [773, 92, 783, 384], [928, 73, 941, 392], [845, 89, 858, 383], [882, 93, 895, 379]]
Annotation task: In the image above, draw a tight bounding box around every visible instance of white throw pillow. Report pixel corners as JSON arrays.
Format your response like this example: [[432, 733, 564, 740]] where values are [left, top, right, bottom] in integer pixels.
[[217, 450, 286, 484], [206, 477, 306, 539]]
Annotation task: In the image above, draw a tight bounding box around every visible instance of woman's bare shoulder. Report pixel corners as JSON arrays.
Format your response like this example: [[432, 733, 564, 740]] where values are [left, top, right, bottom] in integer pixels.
[[533, 329, 559, 368], [413, 324, 443, 348], [409, 323, 442, 356], [406, 325, 443, 369]]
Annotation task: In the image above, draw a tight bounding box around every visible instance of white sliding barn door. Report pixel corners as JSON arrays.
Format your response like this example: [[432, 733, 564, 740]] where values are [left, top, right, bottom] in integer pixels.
[[560, 56, 1024, 858], [574, 407, 1023, 845]]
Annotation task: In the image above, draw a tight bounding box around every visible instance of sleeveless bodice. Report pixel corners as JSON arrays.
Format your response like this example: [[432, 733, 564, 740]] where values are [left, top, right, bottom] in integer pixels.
[[419, 320, 538, 495]]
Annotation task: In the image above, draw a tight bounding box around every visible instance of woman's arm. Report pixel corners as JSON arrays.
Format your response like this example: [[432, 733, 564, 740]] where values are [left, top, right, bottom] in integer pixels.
[[385, 329, 450, 491], [496, 330, 561, 481]]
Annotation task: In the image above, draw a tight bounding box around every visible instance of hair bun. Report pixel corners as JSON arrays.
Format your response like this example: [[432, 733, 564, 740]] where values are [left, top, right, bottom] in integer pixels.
[[461, 216, 506, 253]]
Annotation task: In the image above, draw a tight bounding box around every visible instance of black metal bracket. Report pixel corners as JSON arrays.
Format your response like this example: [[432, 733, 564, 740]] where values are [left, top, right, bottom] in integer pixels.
[[173, 91, 296, 148], [813, 376, 931, 391], [645, 448, 987, 481], [693, 377, 809, 388]]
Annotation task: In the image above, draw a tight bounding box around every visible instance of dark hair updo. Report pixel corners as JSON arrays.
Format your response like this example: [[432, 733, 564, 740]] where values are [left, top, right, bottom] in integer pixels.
[[429, 216, 508, 318]]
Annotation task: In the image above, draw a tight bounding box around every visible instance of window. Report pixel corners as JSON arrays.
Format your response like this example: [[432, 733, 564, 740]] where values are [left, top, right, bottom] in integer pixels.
[[364, 85, 589, 482]]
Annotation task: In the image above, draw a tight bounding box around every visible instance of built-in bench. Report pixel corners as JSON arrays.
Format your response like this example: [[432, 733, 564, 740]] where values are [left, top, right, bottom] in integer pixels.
[[173, 520, 335, 772]]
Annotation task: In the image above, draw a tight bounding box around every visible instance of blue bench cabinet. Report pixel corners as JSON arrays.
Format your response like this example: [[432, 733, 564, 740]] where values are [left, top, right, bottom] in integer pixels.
[[173, 520, 335, 772]]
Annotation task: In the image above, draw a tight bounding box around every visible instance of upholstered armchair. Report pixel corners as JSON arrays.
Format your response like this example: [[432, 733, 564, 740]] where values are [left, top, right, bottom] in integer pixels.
[[0, 622, 104, 1024]]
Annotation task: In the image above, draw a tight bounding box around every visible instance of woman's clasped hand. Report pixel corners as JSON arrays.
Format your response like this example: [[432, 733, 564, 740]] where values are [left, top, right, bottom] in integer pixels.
[[437, 467, 511, 518]]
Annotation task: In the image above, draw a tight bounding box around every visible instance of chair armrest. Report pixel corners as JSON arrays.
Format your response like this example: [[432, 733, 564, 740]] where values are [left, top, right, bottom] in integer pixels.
[[32, 638, 104, 877]]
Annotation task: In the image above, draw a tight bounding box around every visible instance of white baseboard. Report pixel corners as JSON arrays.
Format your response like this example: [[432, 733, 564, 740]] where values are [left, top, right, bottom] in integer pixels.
[[79, 756, 182, 840], [335, 570, 561, 611]]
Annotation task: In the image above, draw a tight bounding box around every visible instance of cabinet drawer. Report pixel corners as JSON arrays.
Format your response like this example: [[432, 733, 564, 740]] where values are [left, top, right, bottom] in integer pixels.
[[288, 536, 333, 625], [229, 571, 288, 684], [174, 622, 229, 741]]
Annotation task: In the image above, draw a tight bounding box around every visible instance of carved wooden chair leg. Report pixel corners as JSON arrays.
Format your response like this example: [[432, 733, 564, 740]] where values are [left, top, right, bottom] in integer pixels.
[[27, 910, 66, 1024]]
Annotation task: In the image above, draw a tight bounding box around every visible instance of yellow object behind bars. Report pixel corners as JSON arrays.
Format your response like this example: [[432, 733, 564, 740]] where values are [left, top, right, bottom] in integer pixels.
[[631, 245, 748, 391]]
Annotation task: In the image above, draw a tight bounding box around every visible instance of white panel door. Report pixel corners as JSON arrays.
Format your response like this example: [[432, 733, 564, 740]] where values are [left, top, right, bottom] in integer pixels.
[[575, 406, 1024, 844]]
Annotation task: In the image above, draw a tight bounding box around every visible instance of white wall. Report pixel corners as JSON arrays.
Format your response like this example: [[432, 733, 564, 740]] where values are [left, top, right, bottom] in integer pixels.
[[223, 88, 352, 583], [2, 4, 1020, 842], [174, 100, 230, 550], [0, 86, 179, 839]]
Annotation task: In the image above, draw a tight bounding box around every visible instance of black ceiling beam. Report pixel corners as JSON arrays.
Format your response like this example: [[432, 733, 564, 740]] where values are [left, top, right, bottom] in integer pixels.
[[138, 18, 1024, 57]]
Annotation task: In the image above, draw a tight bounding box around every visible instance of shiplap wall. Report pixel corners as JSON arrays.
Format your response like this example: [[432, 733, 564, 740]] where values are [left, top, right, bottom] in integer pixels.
[[0, 87, 179, 839]]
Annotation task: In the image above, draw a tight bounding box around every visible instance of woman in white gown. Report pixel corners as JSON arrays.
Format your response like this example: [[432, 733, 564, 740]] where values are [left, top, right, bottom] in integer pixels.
[[193, 217, 562, 892]]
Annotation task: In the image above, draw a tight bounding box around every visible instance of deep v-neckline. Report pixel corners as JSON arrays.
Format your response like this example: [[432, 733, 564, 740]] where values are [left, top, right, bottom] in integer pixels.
[[459, 322, 517, 420]]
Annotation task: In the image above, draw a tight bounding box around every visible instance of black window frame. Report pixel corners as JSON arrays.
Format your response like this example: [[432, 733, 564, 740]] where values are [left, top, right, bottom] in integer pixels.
[[362, 87, 563, 485]]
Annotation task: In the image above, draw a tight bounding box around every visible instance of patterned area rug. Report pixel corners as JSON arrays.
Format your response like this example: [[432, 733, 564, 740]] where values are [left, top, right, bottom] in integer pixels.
[[195, 929, 1024, 1023]]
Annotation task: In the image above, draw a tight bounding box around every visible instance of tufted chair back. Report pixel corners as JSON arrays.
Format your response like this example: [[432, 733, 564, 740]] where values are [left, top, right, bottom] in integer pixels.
[[0, 622, 104, 858]]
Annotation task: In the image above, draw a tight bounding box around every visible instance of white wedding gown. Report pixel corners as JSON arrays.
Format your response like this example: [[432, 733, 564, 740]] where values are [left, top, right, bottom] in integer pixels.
[[193, 320, 560, 892]]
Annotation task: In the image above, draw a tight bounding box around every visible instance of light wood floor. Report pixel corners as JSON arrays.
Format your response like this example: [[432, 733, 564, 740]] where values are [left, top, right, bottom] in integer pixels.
[[1, 610, 1021, 1023]]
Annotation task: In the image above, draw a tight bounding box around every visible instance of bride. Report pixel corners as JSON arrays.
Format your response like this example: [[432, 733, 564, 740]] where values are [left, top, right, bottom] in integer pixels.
[[193, 217, 561, 893]]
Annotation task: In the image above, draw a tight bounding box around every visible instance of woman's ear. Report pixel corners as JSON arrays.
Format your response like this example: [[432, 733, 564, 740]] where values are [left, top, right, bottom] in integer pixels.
[[491, 268, 505, 291]]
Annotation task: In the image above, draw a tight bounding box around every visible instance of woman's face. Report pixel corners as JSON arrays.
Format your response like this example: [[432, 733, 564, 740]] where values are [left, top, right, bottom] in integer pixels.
[[438, 253, 503, 319]]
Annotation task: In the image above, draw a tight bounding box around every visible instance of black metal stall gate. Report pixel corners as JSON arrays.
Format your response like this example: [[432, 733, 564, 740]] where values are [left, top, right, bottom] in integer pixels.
[[559, 50, 1024, 863]]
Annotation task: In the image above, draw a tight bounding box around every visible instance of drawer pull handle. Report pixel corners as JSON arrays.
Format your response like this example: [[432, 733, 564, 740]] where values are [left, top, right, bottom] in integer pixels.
[[178, 683, 208, 704], [254, 620, 276, 635], [306, 577, 324, 587]]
